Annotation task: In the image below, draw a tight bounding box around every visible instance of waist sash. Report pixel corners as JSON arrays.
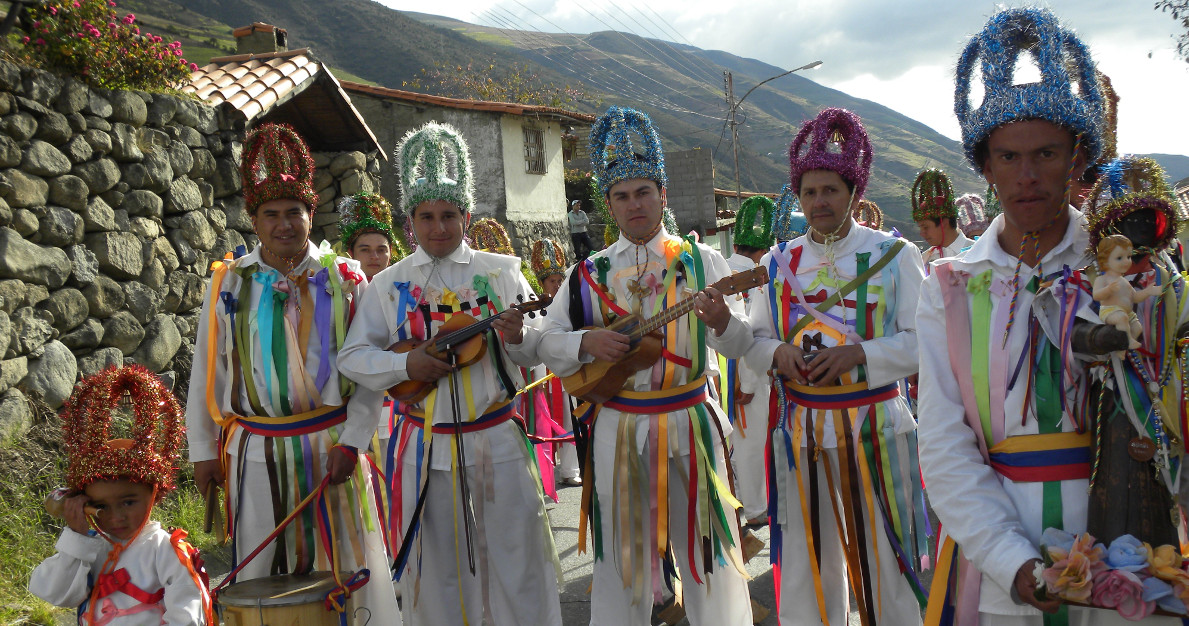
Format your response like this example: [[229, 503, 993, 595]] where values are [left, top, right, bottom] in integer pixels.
[[404, 400, 516, 435], [988, 432, 1091, 483], [234, 402, 348, 437], [784, 380, 900, 410], [602, 378, 709, 414]]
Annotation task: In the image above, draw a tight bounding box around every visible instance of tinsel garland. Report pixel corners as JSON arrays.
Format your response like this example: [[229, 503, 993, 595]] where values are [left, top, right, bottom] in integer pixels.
[[789, 107, 872, 199]]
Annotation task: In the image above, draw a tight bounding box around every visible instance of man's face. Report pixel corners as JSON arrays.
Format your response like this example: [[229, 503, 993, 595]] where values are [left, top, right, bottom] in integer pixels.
[[412, 200, 469, 258], [541, 274, 564, 298], [799, 169, 856, 236], [254, 198, 312, 259], [981, 120, 1085, 235], [349, 232, 392, 279], [607, 178, 665, 241], [917, 219, 945, 247]]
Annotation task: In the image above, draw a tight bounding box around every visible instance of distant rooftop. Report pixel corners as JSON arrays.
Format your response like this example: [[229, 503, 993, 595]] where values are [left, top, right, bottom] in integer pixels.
[[340, 81, 595, 126]]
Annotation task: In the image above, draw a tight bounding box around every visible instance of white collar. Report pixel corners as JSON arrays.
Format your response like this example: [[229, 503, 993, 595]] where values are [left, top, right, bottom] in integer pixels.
[[408, 241, 475, 266], [958, 206, 1088, 271]]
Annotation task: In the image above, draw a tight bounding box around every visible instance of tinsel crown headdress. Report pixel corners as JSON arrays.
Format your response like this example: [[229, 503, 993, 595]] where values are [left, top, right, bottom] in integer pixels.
[[338, 192, 396, 250], [771, 184, 808, 241], [470, 217, 515, 256], [242, 123, 318, 214], [954, 7, 1104, 169], [397, 122, 474, 215], [789, 107, 873, 198], [1084, 156, 1181, 252], [734, 196, 775, 249], [62, 366, 185, 493], [590, 106, 667, 197], [956, 193, 989, 236], [854, 198, 883, 230], [1096, 72, 1119, 167], [530, 238, 567, 281], [911, 168, 958, 222]]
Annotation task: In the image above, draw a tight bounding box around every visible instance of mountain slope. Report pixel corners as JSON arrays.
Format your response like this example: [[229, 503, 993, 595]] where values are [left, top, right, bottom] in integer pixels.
[[146, 1, 1185, 230]]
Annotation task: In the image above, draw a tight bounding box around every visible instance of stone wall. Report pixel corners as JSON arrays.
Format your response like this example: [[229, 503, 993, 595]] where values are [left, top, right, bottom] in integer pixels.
[[664, 148, 716, 234], [0, 60, 379, 438]]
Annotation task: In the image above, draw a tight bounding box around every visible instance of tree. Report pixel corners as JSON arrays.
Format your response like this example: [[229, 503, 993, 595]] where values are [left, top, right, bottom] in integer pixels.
[[1156, 0, 1189, 63], [402, 55, 598, 107]]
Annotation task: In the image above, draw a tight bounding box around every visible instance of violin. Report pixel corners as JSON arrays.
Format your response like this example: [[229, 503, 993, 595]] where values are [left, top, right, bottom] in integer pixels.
[[387, 294, 553, 402]]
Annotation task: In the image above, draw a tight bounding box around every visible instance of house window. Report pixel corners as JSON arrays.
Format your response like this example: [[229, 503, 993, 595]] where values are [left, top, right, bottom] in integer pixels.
[[524, 126, 546, 175]]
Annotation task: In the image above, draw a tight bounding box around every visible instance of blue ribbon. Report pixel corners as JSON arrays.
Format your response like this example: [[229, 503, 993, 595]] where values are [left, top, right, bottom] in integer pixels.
[[393, 280, 415, 329], [253, 269, 280, 405]]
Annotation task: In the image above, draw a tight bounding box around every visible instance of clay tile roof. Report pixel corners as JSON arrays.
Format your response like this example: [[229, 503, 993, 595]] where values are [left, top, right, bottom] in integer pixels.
[[182, 48, 382, 155], [339, 81, 596, 125]]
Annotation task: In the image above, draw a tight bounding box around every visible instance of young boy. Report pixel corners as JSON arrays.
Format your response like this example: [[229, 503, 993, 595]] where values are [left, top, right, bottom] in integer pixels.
[[30, 365, 213, 625]]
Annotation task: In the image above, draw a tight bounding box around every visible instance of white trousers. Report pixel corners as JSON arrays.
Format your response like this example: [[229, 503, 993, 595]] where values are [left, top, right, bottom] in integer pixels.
[[589, 415, 753, 626], [556, 402, 581, 480], [729, 390, 770, 520], [398, 457, 562, 626], [227, 453, 400, 626], [776, 446, 921, 626]]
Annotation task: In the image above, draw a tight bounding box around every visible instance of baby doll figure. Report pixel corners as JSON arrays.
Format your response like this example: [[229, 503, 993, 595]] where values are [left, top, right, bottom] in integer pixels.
[[29, 366, 213, 626], [1093, 234, 1162, 350]]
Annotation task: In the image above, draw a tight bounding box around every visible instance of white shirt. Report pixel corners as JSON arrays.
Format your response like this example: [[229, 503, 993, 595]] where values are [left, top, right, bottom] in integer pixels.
[[726, 252, 767, 395], [536, 227, 753, 448], [29, 522, 208, 625], [922, 231, 975, 267], [185, 242, 381, 463], [916, 209, 1096, 616], [745, 222, 925, 447], [337, 243, 540, 470]]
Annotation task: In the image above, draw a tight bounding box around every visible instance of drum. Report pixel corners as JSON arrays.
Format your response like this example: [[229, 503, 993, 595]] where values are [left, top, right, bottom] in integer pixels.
[[218, 573, 346, 626]]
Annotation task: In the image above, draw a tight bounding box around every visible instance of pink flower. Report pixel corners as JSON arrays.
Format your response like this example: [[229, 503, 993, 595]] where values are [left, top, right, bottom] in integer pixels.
[[72, 1, 80, 7], [131, 26, 138, 34], [1042, 550, 1100, 604], [48, 5, 56, 14], [188, 62, 197, 71], [108, 0, 116, 5], [122, 13, 134, 24], [35, 38, 45, 45], [32, 20, 40, 28], [1092, 569, 1154, 620], [107, 22, 116, 29]]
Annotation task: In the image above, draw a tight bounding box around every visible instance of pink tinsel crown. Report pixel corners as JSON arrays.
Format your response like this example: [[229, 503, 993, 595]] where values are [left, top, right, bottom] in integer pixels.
[[788, 107, 873, 199]]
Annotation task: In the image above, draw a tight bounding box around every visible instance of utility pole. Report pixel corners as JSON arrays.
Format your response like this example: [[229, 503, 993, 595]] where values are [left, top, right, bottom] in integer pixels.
[[725, 71, 743, 213]]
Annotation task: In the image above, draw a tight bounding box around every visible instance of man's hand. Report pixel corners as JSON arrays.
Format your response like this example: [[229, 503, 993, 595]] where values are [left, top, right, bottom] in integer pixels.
[[63, 493, 92, 535], [773, 343, 809, 385], [406, 343, 454, 382], [736, 392, 755, 405], [491, 308, 525, 345], [806, 345, 866, 385], [327, 447, 358, 485], [1015, 558, 1061, 614], [693, 287, 731, 335], [193, 459, 224, 498], [580, 329, 631, 363]]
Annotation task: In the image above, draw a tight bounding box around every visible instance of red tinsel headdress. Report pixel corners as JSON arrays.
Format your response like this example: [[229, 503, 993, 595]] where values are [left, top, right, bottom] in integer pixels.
[[242, 123, 318, 214], [62, 365, 185, 493]]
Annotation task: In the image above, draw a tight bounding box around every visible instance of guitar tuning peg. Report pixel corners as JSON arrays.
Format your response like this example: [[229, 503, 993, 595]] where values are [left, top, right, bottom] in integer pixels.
[[517, 294, 525, 302], [541, 309, 548, 316], [528, 311, 536, 318]]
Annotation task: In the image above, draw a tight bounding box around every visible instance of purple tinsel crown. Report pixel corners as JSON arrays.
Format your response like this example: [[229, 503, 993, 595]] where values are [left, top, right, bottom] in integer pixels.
[[788, 107, 872, 199]]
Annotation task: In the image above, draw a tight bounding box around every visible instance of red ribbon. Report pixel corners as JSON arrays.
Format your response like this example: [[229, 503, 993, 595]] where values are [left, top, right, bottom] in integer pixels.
[[93, 568, 165, 606]]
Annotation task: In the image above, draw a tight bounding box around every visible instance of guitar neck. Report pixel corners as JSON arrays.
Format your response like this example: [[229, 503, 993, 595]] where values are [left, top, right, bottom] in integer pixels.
[[635, 298, 697, 337]]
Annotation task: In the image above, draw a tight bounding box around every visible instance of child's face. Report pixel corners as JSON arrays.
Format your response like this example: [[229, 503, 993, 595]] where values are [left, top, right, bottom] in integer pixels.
[[84, 480, 154, 540], [1107, 245, 1133, 275]]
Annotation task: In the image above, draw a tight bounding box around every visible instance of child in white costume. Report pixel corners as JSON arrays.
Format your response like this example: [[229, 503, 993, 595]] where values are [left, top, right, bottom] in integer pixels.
[[30, 366, 214, 625]]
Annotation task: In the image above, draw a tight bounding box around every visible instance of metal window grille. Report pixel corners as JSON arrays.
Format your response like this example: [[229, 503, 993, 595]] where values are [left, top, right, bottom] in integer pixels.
[[524, 127, 546, 175]]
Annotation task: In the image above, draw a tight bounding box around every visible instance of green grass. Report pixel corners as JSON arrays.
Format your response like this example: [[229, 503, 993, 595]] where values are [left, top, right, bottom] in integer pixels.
[[0, 419, 227, 625]]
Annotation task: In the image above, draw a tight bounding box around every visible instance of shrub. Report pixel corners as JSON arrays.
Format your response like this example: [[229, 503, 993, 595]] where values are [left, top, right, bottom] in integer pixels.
[[15, 0, 195, 91]]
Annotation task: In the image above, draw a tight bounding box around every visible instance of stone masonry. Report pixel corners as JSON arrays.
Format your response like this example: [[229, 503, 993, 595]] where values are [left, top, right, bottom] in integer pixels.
[[0, 60, 379, 440]]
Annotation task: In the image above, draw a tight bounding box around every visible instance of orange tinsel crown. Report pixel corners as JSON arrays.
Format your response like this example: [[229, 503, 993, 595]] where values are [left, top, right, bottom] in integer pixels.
[[62, 365, 185, 493], [242, 123, 319, 214]]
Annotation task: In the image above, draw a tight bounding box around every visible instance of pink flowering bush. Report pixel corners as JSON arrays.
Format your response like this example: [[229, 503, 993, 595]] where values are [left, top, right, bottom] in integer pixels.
[[14, 0, 194, 90]]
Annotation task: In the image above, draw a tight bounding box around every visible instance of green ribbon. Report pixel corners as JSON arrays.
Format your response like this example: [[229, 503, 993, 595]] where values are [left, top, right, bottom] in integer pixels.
[[967, 269, 995, 445]]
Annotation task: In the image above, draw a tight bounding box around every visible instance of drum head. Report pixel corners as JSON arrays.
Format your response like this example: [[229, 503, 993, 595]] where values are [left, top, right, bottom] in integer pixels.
[[219, 572, 342, 607]]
